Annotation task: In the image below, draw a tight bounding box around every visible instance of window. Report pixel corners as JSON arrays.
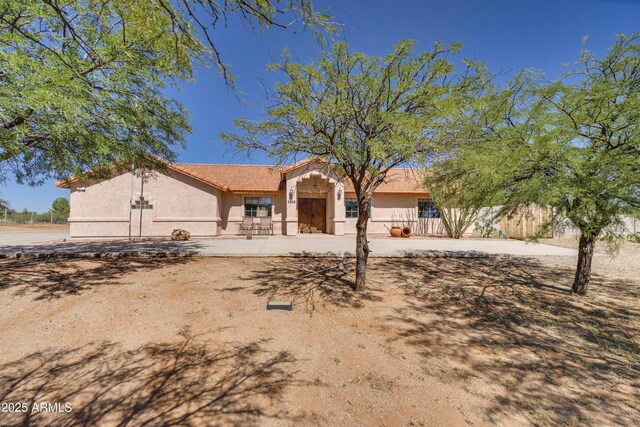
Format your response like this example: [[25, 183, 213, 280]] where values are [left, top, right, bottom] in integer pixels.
[[244, 197, 272, 217], [418, 199, 440, 218], [345, 198, 372, 218], [345, 199, 358, 218], [131, 197, 153, 210]]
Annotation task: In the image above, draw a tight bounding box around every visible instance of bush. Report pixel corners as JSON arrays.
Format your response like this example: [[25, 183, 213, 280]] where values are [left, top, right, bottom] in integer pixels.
[[472, 221, 509, 239], [626, 232, 640, 243]]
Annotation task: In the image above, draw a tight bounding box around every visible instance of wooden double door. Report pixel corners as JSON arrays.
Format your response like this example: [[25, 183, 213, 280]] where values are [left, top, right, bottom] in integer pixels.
[[298, 198, 326, 233]]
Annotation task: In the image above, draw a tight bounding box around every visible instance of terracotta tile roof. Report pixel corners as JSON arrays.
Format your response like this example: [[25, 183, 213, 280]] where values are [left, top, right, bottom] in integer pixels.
[[279, 157, 326, 174], [174, 163, 427, 194], [343, 168, 427, 194], [174, 163, 284, 193], [56, 159, 428, 195]]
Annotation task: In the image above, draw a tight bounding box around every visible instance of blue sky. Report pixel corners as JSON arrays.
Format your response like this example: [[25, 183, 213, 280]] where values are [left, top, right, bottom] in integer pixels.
[[2, 0, 639, 212]]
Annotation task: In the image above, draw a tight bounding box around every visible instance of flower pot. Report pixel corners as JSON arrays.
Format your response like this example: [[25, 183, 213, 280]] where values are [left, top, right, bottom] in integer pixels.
[[390, 226, 402, 237], [401, 226, 412, 238]]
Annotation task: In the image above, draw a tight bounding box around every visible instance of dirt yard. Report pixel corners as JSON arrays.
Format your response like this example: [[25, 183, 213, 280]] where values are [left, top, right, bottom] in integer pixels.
[[0, 224, 69, 233], [0, 245, 638, 426]]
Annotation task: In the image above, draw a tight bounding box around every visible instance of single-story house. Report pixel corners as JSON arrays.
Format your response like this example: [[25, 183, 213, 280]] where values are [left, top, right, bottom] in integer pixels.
[[56, 158, 446, 239]]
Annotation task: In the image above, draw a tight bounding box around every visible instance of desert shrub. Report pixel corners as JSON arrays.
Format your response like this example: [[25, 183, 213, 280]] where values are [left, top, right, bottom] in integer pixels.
[[626, 232, 640, 243]]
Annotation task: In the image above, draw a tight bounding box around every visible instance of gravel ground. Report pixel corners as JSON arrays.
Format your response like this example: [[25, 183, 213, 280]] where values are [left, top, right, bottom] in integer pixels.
[[0, 248, 637, 426], [540, 237, 640, 279]]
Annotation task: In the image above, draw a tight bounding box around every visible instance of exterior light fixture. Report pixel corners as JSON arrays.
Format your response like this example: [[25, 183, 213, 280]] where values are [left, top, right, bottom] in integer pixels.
[[310, 175, 321, 194], [288, 187, 295, 203], [337, 188, 342, 200]]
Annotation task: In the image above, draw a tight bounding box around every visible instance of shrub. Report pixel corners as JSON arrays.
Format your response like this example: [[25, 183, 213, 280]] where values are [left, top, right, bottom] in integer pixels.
[[626, 232, 640, 243]]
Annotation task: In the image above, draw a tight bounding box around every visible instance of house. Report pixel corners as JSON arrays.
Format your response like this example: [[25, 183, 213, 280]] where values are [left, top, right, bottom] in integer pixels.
[[55, 158, 444, 239]]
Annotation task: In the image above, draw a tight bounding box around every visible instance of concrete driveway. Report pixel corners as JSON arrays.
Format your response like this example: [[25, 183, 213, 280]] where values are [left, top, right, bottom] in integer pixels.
[[0, 234, 576, 258], [0, 231, 68, 246]]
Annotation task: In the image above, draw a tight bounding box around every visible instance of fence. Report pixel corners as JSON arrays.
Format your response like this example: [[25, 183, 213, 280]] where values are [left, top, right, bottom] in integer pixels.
[[499, 205, 554, 240], [1, 209, 68, 225]]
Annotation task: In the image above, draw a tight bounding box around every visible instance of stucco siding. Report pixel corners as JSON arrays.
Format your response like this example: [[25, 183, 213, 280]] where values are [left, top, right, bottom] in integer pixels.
[[343, 194, 448, 235], [69, 170, 221, 238], [219, 192, 285, 235]]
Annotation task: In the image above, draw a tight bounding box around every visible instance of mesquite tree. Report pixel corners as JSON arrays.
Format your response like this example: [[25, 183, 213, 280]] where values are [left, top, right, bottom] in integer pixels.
[[0, 0, 333, 185], [433, 34, 640, 295], [222, 40, 486, 290]]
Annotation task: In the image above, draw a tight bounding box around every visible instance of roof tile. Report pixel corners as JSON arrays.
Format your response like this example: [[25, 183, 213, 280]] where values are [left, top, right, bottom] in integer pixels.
[[174, 163, 427, 194]]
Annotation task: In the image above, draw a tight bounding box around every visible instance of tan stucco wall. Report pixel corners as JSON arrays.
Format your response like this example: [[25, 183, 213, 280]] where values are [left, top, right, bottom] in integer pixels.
[[342, 193, 448, 235], [219, 192, 285, 235], [69, 170, 221, 238], [66, 165, 457, 238]]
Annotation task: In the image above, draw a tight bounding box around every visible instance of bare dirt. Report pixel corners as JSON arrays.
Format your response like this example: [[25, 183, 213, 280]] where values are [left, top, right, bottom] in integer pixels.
[[0, 243, 638, 426], [0, 224, 69, 233]]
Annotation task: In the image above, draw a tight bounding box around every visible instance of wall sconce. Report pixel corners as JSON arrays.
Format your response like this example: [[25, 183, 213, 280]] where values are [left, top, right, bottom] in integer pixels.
[[288, 187, 295, 203], [337, 188, 342, 200]]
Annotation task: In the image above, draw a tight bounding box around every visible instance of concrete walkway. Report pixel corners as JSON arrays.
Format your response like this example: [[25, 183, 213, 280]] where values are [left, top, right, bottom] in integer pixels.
[[0, 234, 576, 258], [0, 231, 69, 246]]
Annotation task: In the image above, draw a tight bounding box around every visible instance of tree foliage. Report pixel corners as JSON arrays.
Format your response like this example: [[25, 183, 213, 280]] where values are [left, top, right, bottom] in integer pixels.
[[222, 40, 487, 289], [51, 196, 69, 214], [0, 0, 334, 185], [431, 34, 640, 295], [425, 174, 486, 239]]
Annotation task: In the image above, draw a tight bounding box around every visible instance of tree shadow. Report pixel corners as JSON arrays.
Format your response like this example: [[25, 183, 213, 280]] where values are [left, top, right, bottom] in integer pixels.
[[235, 258, 382, 312], [0, 239, 203, 257], [372, 256, 639, 426], [0, 257, 191, 300], [0, 331, 305, 426]]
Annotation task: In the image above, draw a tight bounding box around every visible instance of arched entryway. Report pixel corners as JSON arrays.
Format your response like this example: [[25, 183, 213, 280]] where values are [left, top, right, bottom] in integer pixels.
[[296, 173, 330, 233]]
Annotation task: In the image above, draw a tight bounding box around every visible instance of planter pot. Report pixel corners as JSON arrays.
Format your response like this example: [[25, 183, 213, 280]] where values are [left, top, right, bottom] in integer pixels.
[[389, 226, 402, 237], [401, 226, 412, 238]]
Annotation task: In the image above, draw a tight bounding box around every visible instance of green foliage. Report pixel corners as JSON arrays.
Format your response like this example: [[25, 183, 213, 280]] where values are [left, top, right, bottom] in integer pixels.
[[431, 33, 640, 293], [433, 34, 640, 241], [1, 207, 67, 224], [472, 221, 508, 239], [51, 197, 70, 215], [0, 198, 9, 211], [625, 232, 640, 244], [223, 40, 487, 200], [0, 0, 334, 185], [222, 39, 487, 289], [425, 169, 495, 239]]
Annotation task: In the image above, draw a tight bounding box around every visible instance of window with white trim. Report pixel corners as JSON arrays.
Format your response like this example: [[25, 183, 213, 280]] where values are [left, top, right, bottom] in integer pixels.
[[345, 198, 372, 218]]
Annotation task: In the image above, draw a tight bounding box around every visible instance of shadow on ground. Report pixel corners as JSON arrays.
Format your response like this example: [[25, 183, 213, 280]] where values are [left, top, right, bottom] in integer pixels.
[[372, 256, 639, 426], [236, 258, 382, 312], [0, 257, 191, 300], [0, 239, 202, 256], [0, 331, 301, 426]]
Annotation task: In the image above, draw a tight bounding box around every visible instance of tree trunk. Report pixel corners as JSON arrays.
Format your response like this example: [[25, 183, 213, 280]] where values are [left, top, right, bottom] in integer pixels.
[[572, 233, 597, 295], [354, 211, 370, 291]]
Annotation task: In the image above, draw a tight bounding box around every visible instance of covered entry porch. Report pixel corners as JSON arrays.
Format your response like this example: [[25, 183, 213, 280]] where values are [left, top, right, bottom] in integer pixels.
[[284, 162, 346, 236]]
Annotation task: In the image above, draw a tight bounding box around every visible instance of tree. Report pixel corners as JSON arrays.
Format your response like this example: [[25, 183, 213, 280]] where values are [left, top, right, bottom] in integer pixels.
[[0, 197, 9, 211], [0, 0, 334, 185], [424, 172, 489, 239], [222, 40, 486, 290], [51, 197, 70, 215], [434, 34, 640, 295]]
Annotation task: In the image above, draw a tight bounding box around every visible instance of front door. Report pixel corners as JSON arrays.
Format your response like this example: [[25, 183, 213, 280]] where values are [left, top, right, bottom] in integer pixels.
[[298, 198, 326, 233]]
